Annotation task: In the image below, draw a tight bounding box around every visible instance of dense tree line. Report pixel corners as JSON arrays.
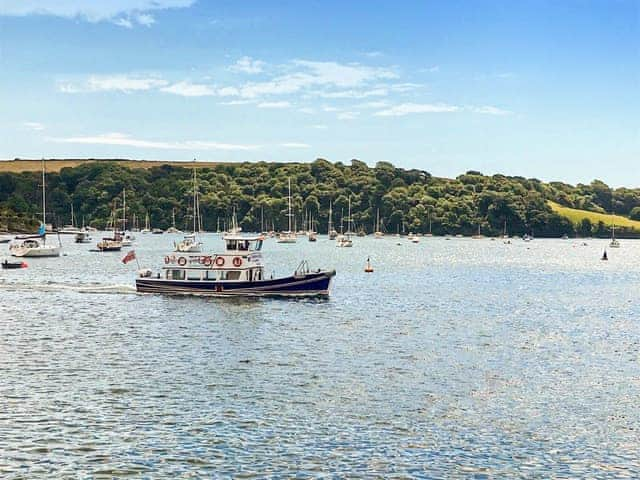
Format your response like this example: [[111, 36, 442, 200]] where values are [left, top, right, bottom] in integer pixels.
[[0, 159, 639, 237]]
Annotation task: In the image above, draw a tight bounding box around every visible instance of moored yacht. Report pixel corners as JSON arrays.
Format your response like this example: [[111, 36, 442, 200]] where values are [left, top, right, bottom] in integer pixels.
[[9, 160, 61, 258], [277, 178, 297, 244], [136, 234, 335, 297]]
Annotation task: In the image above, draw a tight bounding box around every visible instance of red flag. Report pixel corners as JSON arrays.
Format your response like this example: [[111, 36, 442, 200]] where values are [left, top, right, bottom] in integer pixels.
[[122, 250, 136, 264]]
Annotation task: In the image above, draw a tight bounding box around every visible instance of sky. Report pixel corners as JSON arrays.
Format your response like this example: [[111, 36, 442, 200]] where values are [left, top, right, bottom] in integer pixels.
[[0, 0, 638, 186]]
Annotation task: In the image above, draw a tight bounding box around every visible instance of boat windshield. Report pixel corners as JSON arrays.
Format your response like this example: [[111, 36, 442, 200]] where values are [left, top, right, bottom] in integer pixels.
[[225, 239, 262, 251]]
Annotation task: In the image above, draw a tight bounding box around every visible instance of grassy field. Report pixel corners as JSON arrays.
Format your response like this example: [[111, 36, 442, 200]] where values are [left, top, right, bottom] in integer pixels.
[[548, 200, 640, 230], [0, 159, 223, 173]]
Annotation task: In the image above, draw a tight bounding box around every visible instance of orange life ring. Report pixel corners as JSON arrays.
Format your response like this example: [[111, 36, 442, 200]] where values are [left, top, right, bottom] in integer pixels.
[[232, 256, 242, 267], [177, 256, 187, 266], [202, 256, 212, 266], [164, 255, 170, 264], [215, 256, 225, 267]]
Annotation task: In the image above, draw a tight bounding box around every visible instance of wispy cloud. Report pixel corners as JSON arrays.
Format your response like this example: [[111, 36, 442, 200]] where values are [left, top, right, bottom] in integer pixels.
[[363, 51, 383, 58], [58, 75, 168, 93], [316, 87, 388, 99], [337, 111, 360, 120], [23, 121, 45, 131], [312, 124, 328, 129], [374, 103, 460, 116], [48, 132, 259, 151], [257, 101, 291, 109], [374, 103, 512, 117], [219, 60, 398, 99], [160, 81, 216, 97], [229, 56, 265, 74], [280, 142, 310, 148], [0, 1, 194, 28], [469, 105, 512, 115]]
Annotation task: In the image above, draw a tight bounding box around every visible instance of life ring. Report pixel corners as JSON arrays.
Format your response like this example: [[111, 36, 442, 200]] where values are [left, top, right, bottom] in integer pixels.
[[202, 256, 212, 266], [177, 256, 187, 266], [232, 256, 242, 267], [215, 256, 225, 267], [164, 255, 171, 264]]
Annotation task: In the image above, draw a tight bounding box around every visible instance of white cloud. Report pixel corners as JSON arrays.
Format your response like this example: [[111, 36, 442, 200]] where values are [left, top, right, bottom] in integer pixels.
[[219, 60, 398, 99], [298, 107, 315, 114], [257, 101, 291, 109], [280, 143, 310, 148], [0, 1, 194, 27], [374, 103, 460, 117], [229, 56, 265, 74], [23, 121, 45, 131], [374, 103, 512, 117], [49, 132, 259, 151], [357, 101, 389, 109], [363, 51, 383, 58], [114, 17, 133, 28], [337, 111, 360, 120], [160, 81, 216, 97], [219, 99, 254, 105], [322, 106, 341, 112], [389, 83, 423, 92], [59, 75, 168, 93], [470, 105, 512, 115], [316, 87, 388, 99], [312, 124, 328, 129]]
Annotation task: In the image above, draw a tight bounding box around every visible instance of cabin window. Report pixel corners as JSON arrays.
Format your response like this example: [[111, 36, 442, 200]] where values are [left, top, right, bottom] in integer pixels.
[[255, 269, 262, 281], [255, 240, 263, 251], [168, 269, 185, 280], [238, 241, 249, 251], [187, 270, 202, 281], [226, 240, 237, 250], [204, 271, 217, 281], [226, 270, 241, 281]]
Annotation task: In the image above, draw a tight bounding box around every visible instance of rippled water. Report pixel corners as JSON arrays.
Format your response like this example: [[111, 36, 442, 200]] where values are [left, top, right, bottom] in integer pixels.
[[1, 233, 639, 478]]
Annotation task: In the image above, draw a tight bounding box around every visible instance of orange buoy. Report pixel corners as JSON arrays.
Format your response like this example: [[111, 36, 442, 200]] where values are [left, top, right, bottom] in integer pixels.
[[364, 257, 374, 273]]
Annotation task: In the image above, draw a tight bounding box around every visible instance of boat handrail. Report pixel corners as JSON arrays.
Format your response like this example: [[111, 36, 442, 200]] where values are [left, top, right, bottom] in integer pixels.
[[295, 259, 310, 275]]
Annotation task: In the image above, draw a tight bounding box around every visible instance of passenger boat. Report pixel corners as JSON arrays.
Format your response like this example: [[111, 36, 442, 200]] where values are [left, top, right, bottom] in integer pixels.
[[136, 234, 335, 297]]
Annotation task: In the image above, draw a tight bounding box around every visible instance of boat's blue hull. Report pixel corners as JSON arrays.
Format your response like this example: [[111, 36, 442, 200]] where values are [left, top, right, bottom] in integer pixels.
[[136, 270, 336, 297]]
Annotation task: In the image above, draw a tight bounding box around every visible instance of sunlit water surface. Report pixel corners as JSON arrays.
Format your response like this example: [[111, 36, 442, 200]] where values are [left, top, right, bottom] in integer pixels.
[[1, 233, 639, 478]]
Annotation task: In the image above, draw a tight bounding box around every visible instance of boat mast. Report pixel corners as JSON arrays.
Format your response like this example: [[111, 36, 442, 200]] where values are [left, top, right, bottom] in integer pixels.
[[41, 158, 46, 227], [287, 177, 292, 233], [328, 200, 333, 234], [122, 189, 127, 232]]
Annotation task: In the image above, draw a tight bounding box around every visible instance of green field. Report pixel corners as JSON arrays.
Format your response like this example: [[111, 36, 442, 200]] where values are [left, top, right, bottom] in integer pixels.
[[548, 200, 640, 230]]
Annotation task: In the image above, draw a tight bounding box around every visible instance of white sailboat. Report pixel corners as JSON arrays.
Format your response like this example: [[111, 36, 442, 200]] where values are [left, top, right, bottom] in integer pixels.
[[336, 197, 354, 247], [119, 189, 135, 246], [141, 213, 151, 234], [9, 159, 61, 257], [374, 209, 384, 239], [176, 167, 203, 253], [610, 215, 620, 248], [166, 208, 183, 234], [59, 203, 80, 234], [278, 178, 297, 243], [328, 200, 338, 240]]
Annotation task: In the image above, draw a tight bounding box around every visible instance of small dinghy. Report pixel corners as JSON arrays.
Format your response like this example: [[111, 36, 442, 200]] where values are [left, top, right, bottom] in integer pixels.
[[2, 259, 27, 269]]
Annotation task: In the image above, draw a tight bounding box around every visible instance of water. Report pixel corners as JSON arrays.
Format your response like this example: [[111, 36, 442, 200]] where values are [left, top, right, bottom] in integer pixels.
[[1, 234, 638, 478]]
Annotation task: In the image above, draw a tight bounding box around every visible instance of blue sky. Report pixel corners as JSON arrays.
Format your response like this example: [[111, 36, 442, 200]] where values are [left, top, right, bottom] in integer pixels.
[[0, 0, 638, 185]]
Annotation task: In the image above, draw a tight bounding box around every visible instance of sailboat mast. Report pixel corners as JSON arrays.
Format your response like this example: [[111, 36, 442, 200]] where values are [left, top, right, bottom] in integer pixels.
[[288, 177, 292, 233], [122, 189, 127, 231], [328, 200, 333, 234], [41, 159, 46, 226]]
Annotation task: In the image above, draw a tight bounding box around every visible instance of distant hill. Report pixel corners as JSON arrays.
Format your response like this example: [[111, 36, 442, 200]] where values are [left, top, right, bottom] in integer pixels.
[[0, 159, 224, 173], [548, 201, 640, 230], [0, 159, 638, 237]]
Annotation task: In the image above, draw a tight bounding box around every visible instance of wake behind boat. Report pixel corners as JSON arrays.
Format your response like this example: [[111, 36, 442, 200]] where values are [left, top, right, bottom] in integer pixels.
[[136, 234, 335, 297]]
